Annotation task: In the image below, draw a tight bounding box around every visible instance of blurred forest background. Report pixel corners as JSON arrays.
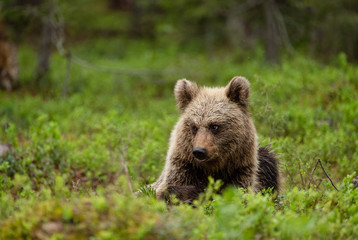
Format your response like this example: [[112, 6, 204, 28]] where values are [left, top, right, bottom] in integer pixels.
[[1, 0, 358, 239], [1, 0, 358, 90]]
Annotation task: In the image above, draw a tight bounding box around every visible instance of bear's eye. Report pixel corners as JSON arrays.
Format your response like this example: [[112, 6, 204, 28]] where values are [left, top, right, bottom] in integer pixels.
[[209, 124, 220, 134], [191, 125, 198, 134]]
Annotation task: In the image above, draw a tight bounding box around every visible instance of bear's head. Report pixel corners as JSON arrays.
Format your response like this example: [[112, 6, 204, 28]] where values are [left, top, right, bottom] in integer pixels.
[[173, 76, 257, 172]]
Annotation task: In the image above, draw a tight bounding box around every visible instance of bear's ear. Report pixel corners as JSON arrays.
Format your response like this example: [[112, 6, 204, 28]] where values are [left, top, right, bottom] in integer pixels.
[[225, 76, 250, 108], [174, 79, 199, 111]]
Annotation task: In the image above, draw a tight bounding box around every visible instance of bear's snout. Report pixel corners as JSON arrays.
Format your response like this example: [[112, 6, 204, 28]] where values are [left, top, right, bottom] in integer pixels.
[[192, 147, 208, 160]]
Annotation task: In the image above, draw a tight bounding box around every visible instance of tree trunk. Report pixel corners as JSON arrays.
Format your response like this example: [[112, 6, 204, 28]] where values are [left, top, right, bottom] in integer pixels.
[[129, 0, 143, 37], [36, 19, 52, 83], [226, 4, 246, 50], [0, 17, 18, 91], [264, 0, 280, 63], [35, 1, 54, 84], [108, 0, 132, 11]]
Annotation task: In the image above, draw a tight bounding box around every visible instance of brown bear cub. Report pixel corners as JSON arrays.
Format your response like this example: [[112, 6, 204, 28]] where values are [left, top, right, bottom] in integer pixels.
[[152, 76, 280, 202]]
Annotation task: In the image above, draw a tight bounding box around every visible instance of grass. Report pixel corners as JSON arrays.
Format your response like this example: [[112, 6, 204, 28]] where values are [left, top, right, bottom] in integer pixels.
[[1, 39, 358, 239]]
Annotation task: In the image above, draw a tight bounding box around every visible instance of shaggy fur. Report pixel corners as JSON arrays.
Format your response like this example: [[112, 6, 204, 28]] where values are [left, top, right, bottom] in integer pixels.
[[152, 76, 280, 202]]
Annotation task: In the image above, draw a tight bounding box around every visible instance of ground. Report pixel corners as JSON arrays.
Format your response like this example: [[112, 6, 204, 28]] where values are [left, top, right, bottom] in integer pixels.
[[0, 40, 358, 239]]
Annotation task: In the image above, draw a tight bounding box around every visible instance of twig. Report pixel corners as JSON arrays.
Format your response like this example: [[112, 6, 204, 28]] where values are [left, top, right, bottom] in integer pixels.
[[265, 90, 270, 112], [284, 165, 294, 185], [120, 143, 134, 195], [298, 160, 305, 188], [272, 0, 295, 54], [70, 54, 160, 76], [62, 52, 71, 98], [316, 179, 323, 188], [308, 158, 338, 191], [307, 159, 320, 189], [318, 159, 339, 191]]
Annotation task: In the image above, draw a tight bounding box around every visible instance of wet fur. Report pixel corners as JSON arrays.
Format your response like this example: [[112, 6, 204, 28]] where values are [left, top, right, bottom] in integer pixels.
[[152, 77, 280, 202], [155, 146, 280, 202], [257, 145, 280, 192]]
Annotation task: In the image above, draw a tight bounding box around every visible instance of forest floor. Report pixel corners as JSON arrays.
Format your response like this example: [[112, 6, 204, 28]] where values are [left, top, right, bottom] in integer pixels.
[[1, 39, 358, 239]]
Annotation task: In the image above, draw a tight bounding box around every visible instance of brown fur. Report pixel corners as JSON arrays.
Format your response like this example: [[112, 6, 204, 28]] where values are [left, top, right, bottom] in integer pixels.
[[152, 77, 280, 202]]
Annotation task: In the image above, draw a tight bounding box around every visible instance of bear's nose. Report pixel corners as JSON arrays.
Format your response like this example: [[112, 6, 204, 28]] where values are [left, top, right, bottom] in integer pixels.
[[193, 147, 208, 160]]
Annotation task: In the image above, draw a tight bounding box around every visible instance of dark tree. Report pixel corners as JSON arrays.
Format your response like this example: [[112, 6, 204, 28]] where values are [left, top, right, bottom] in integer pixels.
[[35, 0, 55, 85], [0, 16, 18, 91]]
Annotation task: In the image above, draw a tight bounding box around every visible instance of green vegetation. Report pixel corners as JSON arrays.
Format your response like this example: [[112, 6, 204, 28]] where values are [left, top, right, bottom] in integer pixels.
[[1, 1, 358, 239], [1, 41, 358, 239]]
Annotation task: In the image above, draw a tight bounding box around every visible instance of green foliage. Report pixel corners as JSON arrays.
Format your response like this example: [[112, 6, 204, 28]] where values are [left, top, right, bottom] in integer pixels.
[[2, 185, 358, 239], [139, 185, 157, 199], [1, 32, 358, 238], [3, 0, 358, 61]]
